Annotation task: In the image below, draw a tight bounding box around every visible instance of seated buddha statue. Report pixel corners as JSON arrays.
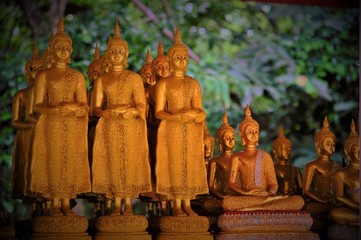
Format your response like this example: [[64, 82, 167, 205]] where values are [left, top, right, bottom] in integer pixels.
[[12, 41, 42, 200], [155, 27, 208, 216], [272, 127, 303, 195], [329, 119, 359, 225], [208, 112, 236, 199], [92, 20, 152, 215], [302, 116, 341, 217], [31, 17, 91, 216], [224, 105, 304, 211]]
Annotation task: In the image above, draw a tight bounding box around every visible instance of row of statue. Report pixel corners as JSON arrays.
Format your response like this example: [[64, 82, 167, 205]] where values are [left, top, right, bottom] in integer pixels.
[[11, 17, 359, 231]]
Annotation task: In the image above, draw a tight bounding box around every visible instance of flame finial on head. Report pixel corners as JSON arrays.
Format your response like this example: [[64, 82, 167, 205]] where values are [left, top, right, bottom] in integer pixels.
[[216, 111, 235, 144], [94, 44, 100, 59], [238, 104, 259, 136], [273, 126, 291, 152], [158, 41, 165, 56], [145, 49, 151, 64]]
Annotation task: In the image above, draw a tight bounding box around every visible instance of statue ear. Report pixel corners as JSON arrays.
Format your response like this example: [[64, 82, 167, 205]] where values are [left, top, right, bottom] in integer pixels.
[[219, 143, 223, 152]]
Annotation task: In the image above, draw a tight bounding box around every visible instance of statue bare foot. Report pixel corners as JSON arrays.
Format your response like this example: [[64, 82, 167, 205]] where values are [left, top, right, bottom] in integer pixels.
[[110, 207, 121, 216], [183, 206, 197, 216], [172, 207, 186, 216]]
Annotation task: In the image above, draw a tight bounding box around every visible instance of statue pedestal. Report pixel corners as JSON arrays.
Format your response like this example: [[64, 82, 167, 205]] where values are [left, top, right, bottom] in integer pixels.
[[157, 216, 213, 240], [94, 215, 151, 240], [216, 210, 319, 240], [327, 223, 359, 240], [31, 215, 90, 240]]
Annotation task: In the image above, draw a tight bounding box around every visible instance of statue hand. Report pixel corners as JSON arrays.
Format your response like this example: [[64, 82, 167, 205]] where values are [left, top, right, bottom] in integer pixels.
[[122, 108, 140, 119], [75, 107, 88, 117], [58, 106, 73, 117], [102, 109, 118, 119], [179, 113, 194, 123], [195, 112, 206, 123]]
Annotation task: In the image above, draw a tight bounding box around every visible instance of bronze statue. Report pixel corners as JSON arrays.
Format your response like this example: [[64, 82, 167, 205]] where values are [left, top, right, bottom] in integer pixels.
[[155, 27, 208, 216], [11, 41, 42, 200], [41, 31, 55, 70], [30, 17, 91, 216], [272, 127, 303, 195], [207, 112, 236, 198], [330, 119, 359, 224], [224, 105, 304, 211], [303, 116, 341, 204], [92, 20, 152, 215]]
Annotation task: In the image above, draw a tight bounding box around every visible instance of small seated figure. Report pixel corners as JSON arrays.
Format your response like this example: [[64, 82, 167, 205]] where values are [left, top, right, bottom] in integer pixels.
[[330, 119, 359, 225], [203, 123, 215, 169], [224, 105, 304, 211], [303, 116, 341, 217], [208, 112, 236, 199], [92, 20, 152, 215], [31, 17, 91, 216], [272, 127, 303, 195]]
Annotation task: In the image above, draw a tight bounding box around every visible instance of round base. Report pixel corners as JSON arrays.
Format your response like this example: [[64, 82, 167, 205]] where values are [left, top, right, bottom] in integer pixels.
[[160, 216, 209, 233], [96, 215, 148, 233], [32, 215, 88, 233]]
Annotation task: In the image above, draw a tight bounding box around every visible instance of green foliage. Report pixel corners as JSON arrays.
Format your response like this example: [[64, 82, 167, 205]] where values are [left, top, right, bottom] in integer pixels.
[[0, 0, 358, 217]]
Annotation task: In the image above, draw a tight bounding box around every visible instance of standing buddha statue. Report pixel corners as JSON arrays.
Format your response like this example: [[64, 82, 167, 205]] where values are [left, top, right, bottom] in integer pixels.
[[155, 27, 208, 216], [30, 17, 91, 216], [208, 111, 236, 199], [330, 119, 359, 224], [92, 20, 151, 215], [272, 127, 303, 195], [11, 41, 42, 200]]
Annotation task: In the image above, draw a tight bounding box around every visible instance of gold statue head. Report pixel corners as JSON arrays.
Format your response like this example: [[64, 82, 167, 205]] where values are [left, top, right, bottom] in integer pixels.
[[168, 27, 189, 73], [273, 126, 292, 162], [238, 105, 259, 147], [152, 41, 170, 79], [216, 111, 235, 152], [140, 49, 155, 87], [314, 116, 336, 156], [42, 31, 55, 69], [204, 123, 215, 159], [344, 119, 360, 164], [25, 40, 42, 85], [107, 20, 129, 68], [52, 16, 73, 64], [87, 44, 101, 84], [100, 52, 111, 74]]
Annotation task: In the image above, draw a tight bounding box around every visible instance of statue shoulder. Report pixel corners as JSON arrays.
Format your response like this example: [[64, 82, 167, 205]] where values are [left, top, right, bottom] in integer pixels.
[[125, 70, 141, 79]]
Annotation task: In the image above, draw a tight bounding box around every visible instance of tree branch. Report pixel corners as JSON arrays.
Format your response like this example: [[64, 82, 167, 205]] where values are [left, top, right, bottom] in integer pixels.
[[132, 0, 200, 63]]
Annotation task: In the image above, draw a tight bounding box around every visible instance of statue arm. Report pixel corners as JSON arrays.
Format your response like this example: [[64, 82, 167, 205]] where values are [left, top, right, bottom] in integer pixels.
[[155, 80, 180, 121], [334, 172, 359, 209], [303, 164, 326, 203], [33, 72, 58, 115], [25, 86, 37, 123], [265, 154, 278, 195], [191, 80, 206, 123], [12, 90, 32, 129], [93, 76, 107, 117], [74, 73, 89, 117], [208, 161, 226, 198], [296, 167, 303, 191], [127, 73, 146, 120]]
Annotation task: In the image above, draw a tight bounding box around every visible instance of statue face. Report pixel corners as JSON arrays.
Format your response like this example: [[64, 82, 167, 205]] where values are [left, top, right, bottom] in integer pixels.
[[280, 143, 291, 161], [141, 67, 155, 86], [171, 50, 188, 70], [53, 41, 72, 63], [348, 144, 360, 163], [320, 135, 335, 156], [204, 140, 213, 158], [101, 58, 111, 74], [108, 44, 126, 66], [222, 130, 235, 150], [26, 61, 42, 84], [88, 69, 100, 84], [42, 50, 53, 69], [242, 123, 259, 146], [154, 61, 170, 78]]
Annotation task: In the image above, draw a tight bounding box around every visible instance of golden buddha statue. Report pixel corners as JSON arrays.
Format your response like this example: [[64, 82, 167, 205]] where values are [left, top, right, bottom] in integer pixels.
[[272, 127, 303, 195], [87, 43, 101, 117], [224, 105, 304, 211], [303, 116, 341, 206], [92, 20, 152, 215], [203, 123, 215, 169], [11, 41, 42, 200], [30, 17, 91, 216], [155, 27, 208, 216], [208, 112, 236, 199], [330, 119, 359, 225], [41, 31, 55, 70]]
